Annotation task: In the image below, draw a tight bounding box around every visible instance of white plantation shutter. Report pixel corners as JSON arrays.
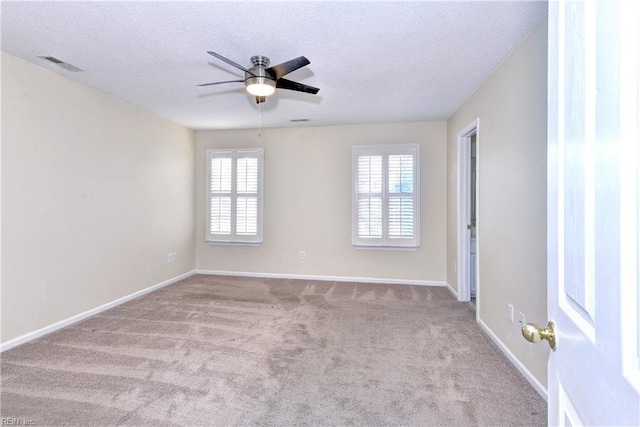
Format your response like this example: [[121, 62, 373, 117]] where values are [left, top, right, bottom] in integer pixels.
[[207, 149, 263, 243], [210, 157, 232, 235], [210, 197, 231, 234], [388, 154, 414, 238], [358, 198, 383, 238], [353, 145, 419, 248], [357, 155, 383, 239], [236, 156, 259, 236]]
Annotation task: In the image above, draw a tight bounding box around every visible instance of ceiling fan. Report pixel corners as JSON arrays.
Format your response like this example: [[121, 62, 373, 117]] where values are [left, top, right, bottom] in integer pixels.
[[198, 51, 320, 104]]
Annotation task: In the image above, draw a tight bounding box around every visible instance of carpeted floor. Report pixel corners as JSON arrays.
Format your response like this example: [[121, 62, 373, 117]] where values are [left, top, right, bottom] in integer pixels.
[[0, 275, 546, 426]]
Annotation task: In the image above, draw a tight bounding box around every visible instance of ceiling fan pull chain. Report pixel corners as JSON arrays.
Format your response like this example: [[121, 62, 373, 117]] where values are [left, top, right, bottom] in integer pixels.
[[258, 101, 262, 138]]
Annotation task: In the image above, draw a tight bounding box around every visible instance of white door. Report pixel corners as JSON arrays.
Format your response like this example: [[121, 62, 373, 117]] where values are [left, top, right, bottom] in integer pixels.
[[543, 0, 640, 424]]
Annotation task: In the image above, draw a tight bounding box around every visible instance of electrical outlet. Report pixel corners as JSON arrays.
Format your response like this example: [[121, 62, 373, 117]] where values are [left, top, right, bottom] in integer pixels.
[[454, 262, 457, 273], [507, 304, 514, 322], [299, 251, 306, 260], [518, 312, 526, 325], [167, 252, 177, 263]]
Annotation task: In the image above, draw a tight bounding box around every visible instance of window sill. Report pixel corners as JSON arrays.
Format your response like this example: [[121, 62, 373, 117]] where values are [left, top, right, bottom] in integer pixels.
[[207, 241, 263, 247], [353, 245, 419, 251]]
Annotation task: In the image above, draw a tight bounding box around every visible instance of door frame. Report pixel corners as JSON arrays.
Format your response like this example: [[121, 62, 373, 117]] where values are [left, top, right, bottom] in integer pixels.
[[456, 118, 480, 309]]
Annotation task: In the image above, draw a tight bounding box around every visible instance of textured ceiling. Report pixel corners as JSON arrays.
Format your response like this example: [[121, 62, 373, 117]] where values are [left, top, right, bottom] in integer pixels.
[[1, 1, 547, 130]]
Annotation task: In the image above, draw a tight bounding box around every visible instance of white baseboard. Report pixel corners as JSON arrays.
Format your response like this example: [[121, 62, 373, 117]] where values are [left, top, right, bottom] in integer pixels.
[[445, 282, 459, 299], [477, 318, 548, 402], [195, 269, 445, 287], [0, 270, 196, 353]]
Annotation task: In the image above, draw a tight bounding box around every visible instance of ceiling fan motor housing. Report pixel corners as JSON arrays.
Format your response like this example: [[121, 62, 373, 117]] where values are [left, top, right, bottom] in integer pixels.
[[245, 55, 276, 95]]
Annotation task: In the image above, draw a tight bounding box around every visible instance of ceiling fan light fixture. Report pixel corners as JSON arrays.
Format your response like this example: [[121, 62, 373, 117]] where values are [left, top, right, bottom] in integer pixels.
[[246, 77, 276, 96], [199, 52, 319, 101]]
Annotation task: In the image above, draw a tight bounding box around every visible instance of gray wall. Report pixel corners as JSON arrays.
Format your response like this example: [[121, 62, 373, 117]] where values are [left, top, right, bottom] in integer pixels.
[[196, 122, 447, 283], [446, 18, 549, 386], [1, 53, 196, 344]]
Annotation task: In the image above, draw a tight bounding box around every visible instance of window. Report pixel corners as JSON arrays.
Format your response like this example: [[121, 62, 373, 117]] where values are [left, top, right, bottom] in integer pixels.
[[352, 144, 420, 248], [206, 149, 263, 244]]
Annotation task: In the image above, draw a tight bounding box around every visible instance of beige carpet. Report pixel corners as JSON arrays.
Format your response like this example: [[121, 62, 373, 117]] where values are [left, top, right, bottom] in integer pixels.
[[1, 275, 546, 426]]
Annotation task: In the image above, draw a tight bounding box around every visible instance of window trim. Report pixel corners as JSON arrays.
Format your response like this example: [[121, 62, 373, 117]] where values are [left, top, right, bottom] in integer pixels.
[[352, 144, 420, 249], [206, 148, 264, 245]]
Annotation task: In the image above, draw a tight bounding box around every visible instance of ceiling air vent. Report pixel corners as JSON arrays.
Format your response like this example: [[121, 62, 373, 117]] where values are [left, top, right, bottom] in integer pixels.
[[38, 55, 83, 72]]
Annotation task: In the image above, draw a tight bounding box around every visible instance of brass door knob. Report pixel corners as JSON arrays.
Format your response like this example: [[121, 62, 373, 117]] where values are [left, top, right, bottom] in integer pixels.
[[522, 321, 556, 350]]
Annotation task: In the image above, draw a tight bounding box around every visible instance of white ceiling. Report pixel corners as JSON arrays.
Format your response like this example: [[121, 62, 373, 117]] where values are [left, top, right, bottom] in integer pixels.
[[1, 1, 547, 130]]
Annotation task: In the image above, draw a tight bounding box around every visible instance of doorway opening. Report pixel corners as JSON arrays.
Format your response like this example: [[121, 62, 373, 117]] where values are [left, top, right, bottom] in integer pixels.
[[456, 119, 479, 315]]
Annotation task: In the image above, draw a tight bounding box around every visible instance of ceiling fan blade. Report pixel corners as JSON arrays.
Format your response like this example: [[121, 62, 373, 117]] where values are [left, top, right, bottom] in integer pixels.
[[255, 96, 266, 104], [266, 56, 310, 79], [207, 51, 255, 76], [196, 79, 244, 87], [276, 78, 320, 94]]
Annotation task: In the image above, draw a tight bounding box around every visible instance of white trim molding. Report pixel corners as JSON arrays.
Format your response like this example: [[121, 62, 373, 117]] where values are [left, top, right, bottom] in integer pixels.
[[477, 318, 548, 401], [195, 269, 445, 287], [445, 282, 459, 299], [0, 270, 196, 353], [456, 118, 480, 304]]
